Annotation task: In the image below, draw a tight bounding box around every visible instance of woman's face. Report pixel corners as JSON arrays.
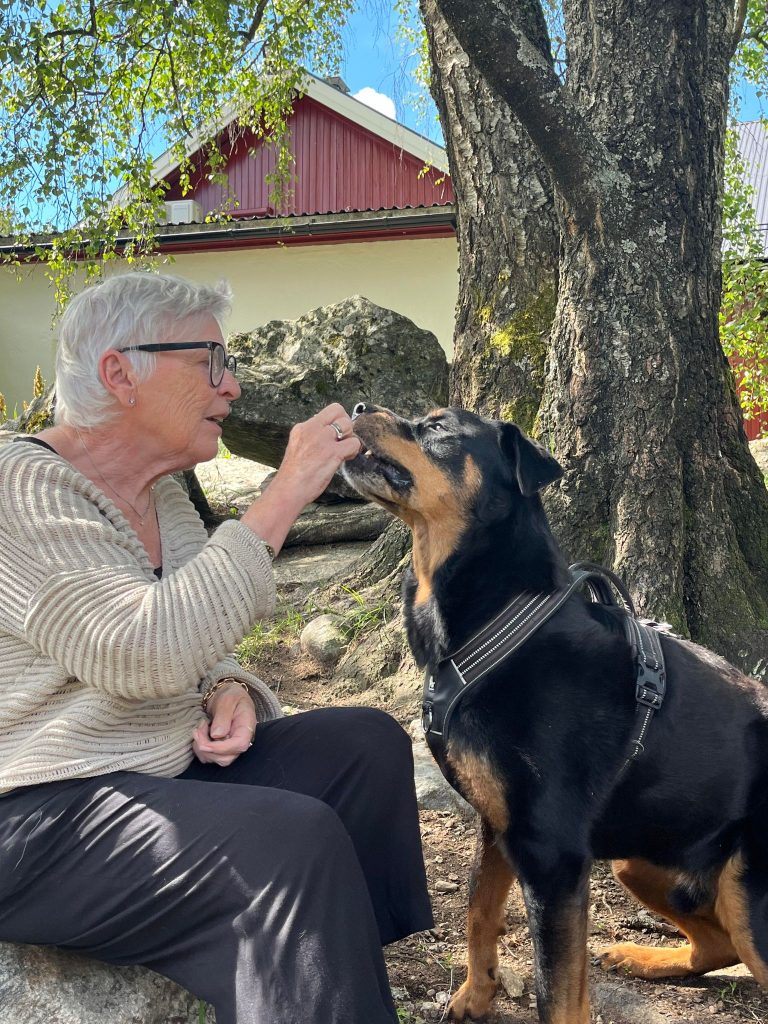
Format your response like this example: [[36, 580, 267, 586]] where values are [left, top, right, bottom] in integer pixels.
[[132, 312, 241, 469]]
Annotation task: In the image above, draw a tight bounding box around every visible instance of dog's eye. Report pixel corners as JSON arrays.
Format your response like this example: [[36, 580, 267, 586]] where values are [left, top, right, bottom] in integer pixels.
[[426, 422, 447, 433]]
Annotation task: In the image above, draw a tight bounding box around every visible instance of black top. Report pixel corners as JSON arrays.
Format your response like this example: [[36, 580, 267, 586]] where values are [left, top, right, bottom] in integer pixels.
[[13, 436, 57, 453]]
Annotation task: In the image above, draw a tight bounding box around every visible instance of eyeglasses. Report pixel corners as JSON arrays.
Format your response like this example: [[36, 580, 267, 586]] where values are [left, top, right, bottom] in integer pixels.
[[120, 342, 237, 388]]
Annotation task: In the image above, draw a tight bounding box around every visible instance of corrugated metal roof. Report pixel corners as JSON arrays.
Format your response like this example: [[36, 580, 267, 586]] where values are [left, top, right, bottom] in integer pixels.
[[735, 120, 768, 255], [163, 93, 454, 218], [0, 205, 456, 256]]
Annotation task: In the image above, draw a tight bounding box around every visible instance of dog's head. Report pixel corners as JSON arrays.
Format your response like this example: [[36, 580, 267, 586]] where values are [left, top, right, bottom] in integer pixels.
[[343, 404, 563, 605], [344, 403, 562, 517]]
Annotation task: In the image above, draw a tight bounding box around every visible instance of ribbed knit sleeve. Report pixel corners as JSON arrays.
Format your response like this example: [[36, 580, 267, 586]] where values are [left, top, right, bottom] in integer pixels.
[[0, 445, 277, 701]]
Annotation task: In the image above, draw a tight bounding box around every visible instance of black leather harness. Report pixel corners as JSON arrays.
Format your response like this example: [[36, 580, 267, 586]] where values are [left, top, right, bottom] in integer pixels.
[[421, 563, 667, 779]]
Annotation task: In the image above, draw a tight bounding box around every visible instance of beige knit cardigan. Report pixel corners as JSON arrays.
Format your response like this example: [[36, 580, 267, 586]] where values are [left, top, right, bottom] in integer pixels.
[[0, 440, 283, 795]]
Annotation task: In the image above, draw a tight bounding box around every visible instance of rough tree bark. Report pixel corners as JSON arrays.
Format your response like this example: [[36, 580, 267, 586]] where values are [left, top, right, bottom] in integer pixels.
[[430, 0, 768, 676], [420, 0, 560, 424]]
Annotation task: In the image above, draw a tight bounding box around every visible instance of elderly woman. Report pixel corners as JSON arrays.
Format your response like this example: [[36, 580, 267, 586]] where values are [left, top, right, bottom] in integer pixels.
[[0, 273, 432, 1024]]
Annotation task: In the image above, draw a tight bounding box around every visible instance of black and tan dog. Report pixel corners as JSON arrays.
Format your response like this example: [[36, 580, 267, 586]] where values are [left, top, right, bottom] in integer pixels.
[[343, 403, 768, 1024]]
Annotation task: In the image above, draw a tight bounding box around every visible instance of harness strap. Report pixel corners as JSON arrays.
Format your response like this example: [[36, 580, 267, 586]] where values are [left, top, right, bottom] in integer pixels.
[[422, 565, 667, 783], [447, 569, 621, 689], [615, 616, 667, 781], [423, 567, 630, 747], [569, 560, 636, 615]]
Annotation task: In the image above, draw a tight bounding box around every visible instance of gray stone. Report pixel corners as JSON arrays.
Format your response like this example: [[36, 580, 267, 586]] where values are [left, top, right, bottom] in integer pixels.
[[195, 451, 272, 510], [750, 438, 768, 478], [497, 964, 526, 999], [222, 296, 449, 493], [0, 383, 55, 435], [300, 613, 349, 667], [0, 942, 214, 1024], [273, 541, 371, 594], [434, 879, 459, 893], [285, 502, 392, 548], [409, 719, 476, 820], [592, 981, 669, 1024], [196, 448, 391, 547]]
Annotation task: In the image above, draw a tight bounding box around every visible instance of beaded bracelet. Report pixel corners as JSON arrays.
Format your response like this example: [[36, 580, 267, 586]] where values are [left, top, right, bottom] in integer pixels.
[[201, 677, 251, 714]]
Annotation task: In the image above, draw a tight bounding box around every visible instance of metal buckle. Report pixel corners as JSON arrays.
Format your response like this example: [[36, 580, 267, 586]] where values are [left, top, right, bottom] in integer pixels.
[[422, 702, 433, 734]]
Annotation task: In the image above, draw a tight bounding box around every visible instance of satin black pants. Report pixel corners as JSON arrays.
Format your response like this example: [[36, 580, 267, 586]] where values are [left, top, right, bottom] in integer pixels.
[[0, 707, 433, 1024]]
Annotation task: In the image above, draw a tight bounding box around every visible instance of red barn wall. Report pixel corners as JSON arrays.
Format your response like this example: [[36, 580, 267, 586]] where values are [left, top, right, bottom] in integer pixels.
[[164, 96, 453, 217]]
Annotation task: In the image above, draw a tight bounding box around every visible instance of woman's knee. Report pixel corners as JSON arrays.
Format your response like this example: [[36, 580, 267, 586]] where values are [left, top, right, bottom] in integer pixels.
[[321, 707, 413, 770]]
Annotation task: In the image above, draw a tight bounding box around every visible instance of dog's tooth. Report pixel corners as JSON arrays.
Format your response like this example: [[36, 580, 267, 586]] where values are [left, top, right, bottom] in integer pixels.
[[365, 449, 373, 457]]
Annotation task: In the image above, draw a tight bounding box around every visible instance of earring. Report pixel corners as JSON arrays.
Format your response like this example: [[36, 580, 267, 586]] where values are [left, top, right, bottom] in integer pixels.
[[129, 397, 136, 406]]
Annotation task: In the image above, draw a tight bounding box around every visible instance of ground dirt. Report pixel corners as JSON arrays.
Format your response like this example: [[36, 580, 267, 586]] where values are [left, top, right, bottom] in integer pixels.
[[245, 640, 768, 1024]]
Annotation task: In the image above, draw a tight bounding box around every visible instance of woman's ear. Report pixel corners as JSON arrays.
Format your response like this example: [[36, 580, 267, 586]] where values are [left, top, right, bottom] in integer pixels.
[[99, 350, 138, 409], [499, 422, 563, 495]]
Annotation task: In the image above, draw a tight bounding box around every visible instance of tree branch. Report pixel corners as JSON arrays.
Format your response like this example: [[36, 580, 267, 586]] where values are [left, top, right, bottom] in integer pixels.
[[240, 0, 269, 44], [44, 0, 97, 40], [731, 0, 748, 57], [431, 0, 631, 228]]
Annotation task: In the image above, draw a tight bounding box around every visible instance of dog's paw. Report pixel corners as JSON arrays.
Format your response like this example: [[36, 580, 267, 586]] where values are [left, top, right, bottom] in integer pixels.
[[597, 942, 693, 979], [448, 978, 497, 1020]]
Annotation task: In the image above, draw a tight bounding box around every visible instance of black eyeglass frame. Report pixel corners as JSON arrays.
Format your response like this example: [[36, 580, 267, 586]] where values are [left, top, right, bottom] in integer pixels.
[[119, 342, 237, 388]]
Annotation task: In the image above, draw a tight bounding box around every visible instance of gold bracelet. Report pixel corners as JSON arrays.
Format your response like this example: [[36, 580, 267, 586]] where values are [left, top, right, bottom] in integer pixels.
[[201, 677, 251, 714]]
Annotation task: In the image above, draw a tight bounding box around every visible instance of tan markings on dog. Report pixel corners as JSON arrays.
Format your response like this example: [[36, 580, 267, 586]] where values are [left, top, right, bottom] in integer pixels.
[[448, 747, 509, 833], [715, 854, 768, 986], [548, 902, 590, 1024], [352, 417, 481, 602], [599, 858, 739, 978], [448, 828, 515, 1022], [409, 454, 481, 605]]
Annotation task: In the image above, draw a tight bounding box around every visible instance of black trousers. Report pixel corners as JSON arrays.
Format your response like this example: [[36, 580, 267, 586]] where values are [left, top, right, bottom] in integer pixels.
[[0, 707, 433, 1024]]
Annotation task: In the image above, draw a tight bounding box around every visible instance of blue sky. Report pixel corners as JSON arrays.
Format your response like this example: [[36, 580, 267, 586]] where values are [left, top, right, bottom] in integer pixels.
[[338, 4, 765, 141], [337, 5, 442, 142]]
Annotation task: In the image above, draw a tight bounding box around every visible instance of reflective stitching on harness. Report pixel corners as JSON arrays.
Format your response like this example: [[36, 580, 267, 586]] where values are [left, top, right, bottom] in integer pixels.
[[456, 594, 549, 673], [451, 593, 537, 667]]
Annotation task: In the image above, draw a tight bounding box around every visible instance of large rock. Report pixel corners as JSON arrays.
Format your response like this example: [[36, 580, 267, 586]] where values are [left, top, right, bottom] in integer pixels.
[[409, 719, 475, 820], [0, 383, 56, 435], [751, 438, 768, 479], [222, 296, 449, 474], [300, 614, 349, 667], [0, 942, 214, 1024]]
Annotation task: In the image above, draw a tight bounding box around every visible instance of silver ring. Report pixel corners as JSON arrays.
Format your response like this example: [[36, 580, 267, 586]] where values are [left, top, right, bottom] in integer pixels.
[[331, 421, 344, 440]]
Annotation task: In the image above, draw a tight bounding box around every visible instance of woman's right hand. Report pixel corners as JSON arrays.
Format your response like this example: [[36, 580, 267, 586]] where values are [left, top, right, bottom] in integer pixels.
[[240, 403, 362, 555], [277, 403, 362, 504]]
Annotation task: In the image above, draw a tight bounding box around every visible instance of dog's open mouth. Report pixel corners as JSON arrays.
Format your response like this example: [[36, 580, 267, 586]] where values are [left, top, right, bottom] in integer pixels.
[[345, 440, 413, 495]]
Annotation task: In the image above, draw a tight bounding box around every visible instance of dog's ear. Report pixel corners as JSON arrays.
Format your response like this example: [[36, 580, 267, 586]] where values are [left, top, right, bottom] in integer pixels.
[[499, 422, 564, 496]]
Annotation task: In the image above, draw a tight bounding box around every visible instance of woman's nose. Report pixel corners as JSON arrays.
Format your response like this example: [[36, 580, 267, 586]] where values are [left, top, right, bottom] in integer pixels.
[[220, 369, 241, 401]]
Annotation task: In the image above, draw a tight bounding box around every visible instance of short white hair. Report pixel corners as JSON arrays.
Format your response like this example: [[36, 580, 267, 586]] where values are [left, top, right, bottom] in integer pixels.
[[54, 272, 233, 428]]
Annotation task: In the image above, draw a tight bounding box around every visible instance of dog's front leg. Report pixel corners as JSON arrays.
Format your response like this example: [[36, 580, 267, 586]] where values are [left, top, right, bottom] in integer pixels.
[[449, 821, 516, 1021], [518, 854, 591, 1024]]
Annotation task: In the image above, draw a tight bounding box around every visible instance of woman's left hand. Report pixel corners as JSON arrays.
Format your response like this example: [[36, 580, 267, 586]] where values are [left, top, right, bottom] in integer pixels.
[[193, 682, 257, 766]]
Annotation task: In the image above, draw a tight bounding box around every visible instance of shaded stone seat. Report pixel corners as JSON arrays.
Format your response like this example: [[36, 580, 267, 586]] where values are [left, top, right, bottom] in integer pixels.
[[0, 942, 214, 1024]]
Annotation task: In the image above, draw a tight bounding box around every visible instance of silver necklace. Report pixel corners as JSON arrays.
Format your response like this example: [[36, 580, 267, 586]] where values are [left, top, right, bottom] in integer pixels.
[[75, 428, 156, 527]]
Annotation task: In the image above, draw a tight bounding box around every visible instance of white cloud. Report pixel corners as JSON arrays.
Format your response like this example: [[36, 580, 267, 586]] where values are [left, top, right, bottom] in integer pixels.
[[352, 87, 397, 120]]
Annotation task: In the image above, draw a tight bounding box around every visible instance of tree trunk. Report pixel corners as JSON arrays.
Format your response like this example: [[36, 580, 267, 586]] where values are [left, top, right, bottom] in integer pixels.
[[431, 0, 768, 676], [420, 0, 559, 424]]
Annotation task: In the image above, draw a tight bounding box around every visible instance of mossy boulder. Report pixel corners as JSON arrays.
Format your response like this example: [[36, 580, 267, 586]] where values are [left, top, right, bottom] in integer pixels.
[[223, 296, 449, 486]]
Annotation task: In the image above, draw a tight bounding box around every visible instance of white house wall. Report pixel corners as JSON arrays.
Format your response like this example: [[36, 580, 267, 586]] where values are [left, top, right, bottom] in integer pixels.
[[0, 236, 458, 412]]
